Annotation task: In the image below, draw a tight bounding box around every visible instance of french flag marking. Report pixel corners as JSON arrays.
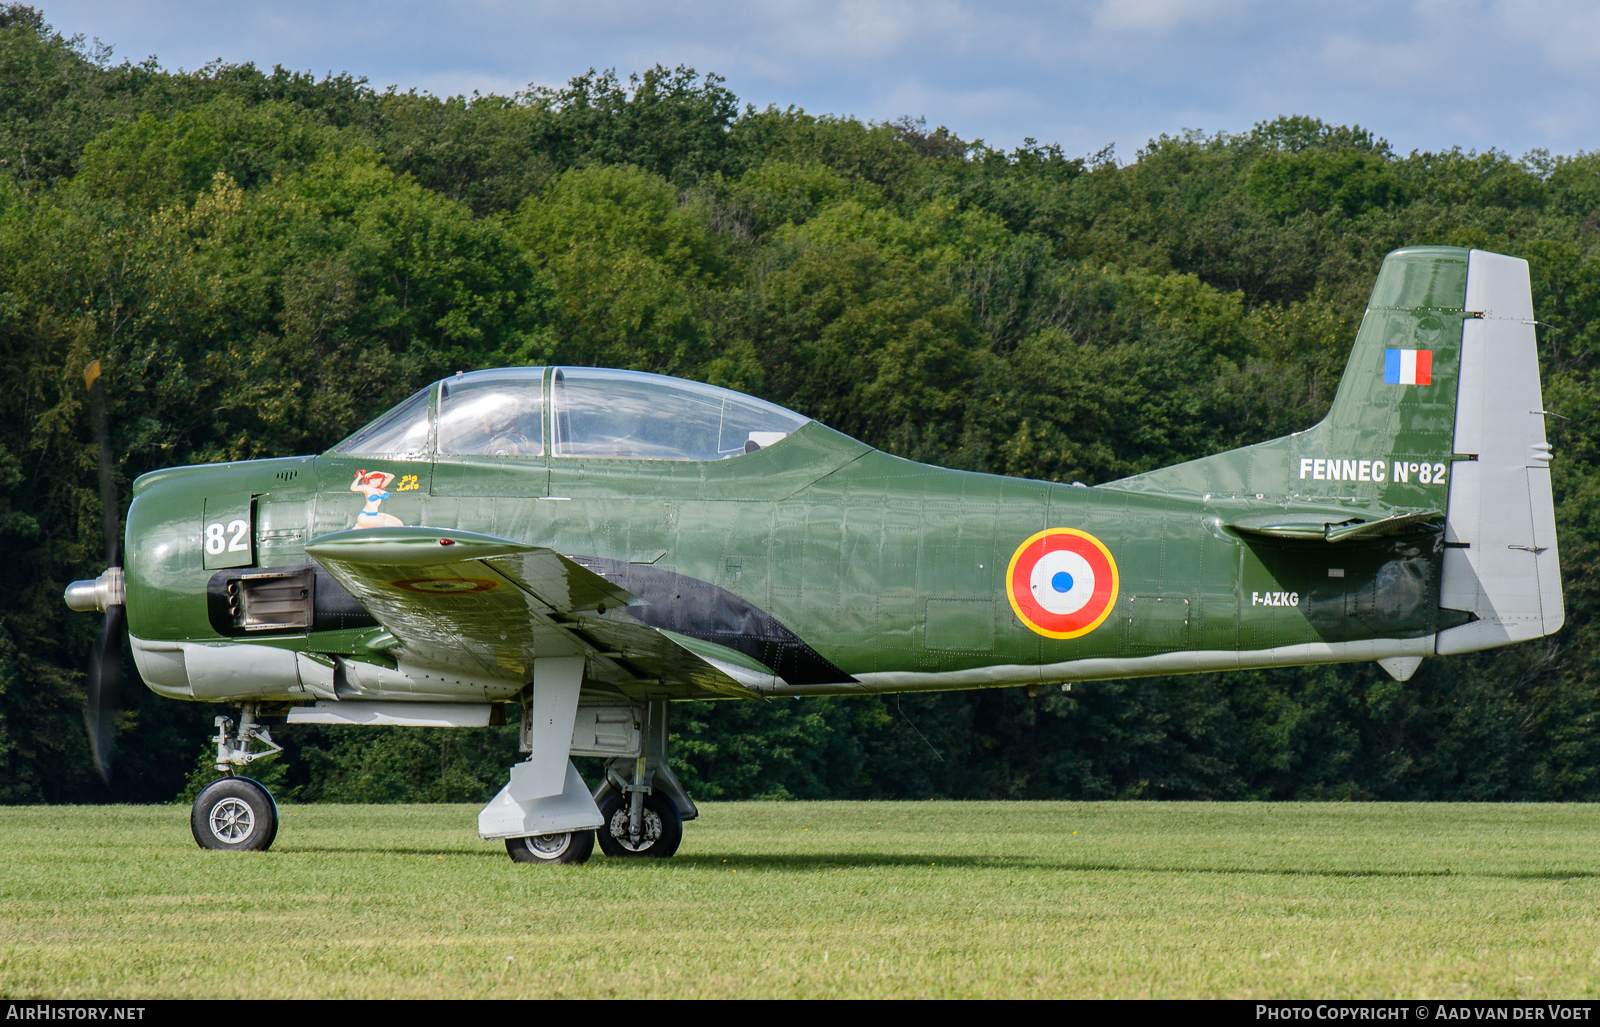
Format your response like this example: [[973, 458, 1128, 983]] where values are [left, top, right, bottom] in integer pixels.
[[1384, 349, 1432, 385]]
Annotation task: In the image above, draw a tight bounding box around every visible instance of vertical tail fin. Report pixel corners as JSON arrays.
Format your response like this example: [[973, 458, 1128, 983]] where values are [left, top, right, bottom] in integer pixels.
[[1111, 244, 1473, 510]]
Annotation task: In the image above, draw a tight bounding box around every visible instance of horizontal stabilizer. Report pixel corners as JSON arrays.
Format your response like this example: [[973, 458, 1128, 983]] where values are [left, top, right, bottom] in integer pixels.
[[1323, 511, 1443, 542], [1228, 509, 1442, 543]]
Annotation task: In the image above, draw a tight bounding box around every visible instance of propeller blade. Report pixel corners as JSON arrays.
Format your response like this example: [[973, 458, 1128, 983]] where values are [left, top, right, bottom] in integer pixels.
[[85, 603, 124, 784], [82, 359, 124, 784], [87, 360, 119, 570]]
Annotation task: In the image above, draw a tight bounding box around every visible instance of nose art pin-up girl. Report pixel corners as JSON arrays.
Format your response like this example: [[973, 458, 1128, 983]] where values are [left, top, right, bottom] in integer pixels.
[[350, 469, 405, 528]]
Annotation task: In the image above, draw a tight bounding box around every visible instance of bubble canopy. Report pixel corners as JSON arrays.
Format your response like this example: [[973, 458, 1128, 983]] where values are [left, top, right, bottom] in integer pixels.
[[328, 367, 811, 461]]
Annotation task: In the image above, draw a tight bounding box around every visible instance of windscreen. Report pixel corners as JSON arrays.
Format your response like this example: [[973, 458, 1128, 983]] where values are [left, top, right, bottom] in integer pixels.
[[328, 385, 432, 457]]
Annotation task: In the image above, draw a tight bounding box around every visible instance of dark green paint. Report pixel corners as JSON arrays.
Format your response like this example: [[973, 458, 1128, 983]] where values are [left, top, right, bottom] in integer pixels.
[[124, 247, 1475, 699]]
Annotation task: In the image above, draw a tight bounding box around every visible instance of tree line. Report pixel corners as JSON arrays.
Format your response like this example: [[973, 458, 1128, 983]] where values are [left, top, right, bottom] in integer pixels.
[[2, 5, 1598, 805]]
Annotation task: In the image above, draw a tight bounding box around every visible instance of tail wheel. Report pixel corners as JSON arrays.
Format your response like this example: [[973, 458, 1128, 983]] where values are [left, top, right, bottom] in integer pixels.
[[191, 777, 277, 852], [506, 830, 594, 865], [596, 791, 683, 858]]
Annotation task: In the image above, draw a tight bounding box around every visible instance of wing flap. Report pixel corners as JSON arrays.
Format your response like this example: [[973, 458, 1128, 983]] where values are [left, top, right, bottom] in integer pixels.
[[551, 614, 764, 700]]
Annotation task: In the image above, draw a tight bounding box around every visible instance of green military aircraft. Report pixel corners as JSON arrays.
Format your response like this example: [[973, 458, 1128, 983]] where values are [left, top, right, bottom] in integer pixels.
[[64, 245, 1562, 863]]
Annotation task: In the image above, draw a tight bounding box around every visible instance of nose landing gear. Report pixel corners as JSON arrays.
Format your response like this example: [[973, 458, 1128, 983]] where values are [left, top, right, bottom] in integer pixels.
[[190, 706, 283, 852]]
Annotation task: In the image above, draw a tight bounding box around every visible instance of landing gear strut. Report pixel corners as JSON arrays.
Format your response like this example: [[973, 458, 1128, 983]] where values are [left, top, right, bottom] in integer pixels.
[[190, 705, 281, 852], [486, 693, 697, 864]]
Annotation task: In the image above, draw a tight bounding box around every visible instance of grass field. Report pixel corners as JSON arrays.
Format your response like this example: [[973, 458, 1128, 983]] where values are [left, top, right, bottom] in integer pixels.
[[1, 801, 1598, 999]]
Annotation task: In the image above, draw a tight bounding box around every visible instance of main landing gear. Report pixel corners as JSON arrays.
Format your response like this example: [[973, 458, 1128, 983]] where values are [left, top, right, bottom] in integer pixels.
[[502, 761, 687, 864], [594, 758, 683, 858], [505, 829, 595, 864], [596, 789, 682, 858], [191, 706, 282, 853], [491, 696, 696, 865]]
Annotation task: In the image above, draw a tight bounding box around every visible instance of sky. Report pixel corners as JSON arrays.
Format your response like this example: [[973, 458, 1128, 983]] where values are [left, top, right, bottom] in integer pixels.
[[33, 0, 1600, 162]]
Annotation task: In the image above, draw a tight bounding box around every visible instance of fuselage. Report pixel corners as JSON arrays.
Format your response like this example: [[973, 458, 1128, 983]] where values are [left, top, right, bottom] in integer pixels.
[[124, 418, 1440, 703]]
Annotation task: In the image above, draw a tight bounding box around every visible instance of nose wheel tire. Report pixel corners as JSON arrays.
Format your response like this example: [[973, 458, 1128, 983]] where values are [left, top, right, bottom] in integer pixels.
[[506, 829, 595, 865], [191, 777, 278, 852], [596, 791, 683, 858]]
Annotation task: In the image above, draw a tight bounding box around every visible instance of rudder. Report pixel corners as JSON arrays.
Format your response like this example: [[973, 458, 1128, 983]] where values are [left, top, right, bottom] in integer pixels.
[[1436, 250, 1563, 653]]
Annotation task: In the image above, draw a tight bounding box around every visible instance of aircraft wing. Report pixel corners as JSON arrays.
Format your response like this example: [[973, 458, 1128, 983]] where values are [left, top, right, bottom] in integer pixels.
[[304, 527, 758, 700]]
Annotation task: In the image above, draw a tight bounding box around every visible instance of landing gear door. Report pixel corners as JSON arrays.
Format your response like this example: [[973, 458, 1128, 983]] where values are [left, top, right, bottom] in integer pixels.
[[203, 496, 256, 569]]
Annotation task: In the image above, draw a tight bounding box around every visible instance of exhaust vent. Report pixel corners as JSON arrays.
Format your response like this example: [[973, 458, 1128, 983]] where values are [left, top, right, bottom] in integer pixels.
[[221, 568, 313, 633], [206, 564, 378, 637]]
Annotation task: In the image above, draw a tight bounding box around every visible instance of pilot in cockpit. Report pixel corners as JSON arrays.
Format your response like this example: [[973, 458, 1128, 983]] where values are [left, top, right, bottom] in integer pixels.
[[433, 368, 546, 458], [477, 409, 536, 456]]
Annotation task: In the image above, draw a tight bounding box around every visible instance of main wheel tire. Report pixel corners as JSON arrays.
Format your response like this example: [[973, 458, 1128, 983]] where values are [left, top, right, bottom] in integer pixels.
[[506, 829, 594, 865], [596, 791, 683, 858], [505, 825, 595, 857], [191, 777, 277, 852]]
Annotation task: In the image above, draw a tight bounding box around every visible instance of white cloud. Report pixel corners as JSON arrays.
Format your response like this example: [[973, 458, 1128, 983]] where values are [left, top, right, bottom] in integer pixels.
[[1090, 0, 1247, 34], [1491, 0, 1600, 73], [1314, 31, 1454, 90]]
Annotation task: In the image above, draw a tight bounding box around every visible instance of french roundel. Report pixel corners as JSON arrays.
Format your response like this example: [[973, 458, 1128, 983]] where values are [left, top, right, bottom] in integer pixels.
[[1006, 528, 1119, 639]]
